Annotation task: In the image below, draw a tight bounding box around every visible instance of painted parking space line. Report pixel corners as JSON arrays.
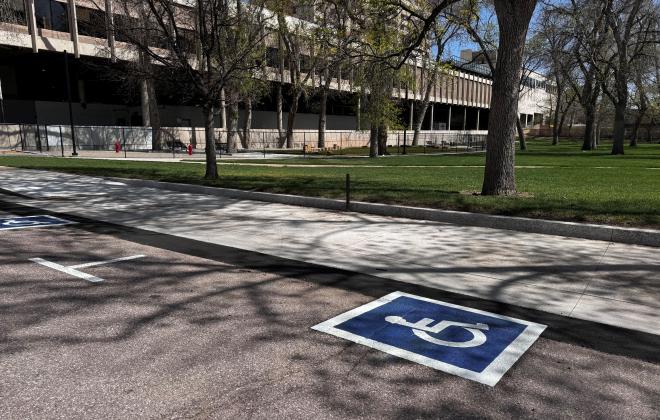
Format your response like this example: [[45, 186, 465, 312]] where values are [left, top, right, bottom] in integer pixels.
[[30, 254, 145, 283], [69, 254, 146, 269], [312, 291, 546, 386], [0, 215, 75, 231], [31, 258, 105, 283]]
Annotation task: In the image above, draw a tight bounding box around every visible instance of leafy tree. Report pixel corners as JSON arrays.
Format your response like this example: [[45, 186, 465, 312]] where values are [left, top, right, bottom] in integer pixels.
[[107, 0, 270, 178]]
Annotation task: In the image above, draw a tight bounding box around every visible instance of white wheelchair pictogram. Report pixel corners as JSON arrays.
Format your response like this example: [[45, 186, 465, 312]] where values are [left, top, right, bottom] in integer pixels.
[[385, 315, 489, 348]]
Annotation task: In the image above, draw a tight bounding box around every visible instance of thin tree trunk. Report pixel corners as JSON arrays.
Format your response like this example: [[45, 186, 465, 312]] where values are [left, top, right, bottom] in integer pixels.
[[552, 90, 561, 145], [593, 112, 600, 149], [482, 0, 537, 196], [356, 94, 362, 130], [557, 105, 570, 140], [630, 115, 642, 147], [276, 83, 284, 148], [242, 97, 252, 149], [413, 73, 436, 147], [276, 36, 285, 148], [318, 86, 328, 149], [203, 104, 218, 179], [516, 116, 527, 151], [147, 79, 161, 150]]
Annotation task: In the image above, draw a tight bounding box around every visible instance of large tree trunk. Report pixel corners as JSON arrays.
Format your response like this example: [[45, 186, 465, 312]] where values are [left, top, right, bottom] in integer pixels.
[[318, 86, 328, 149], [203, 104, 218, 179], [377, 123, 388, 155], [611, 102, 626, 155], [227, 94, 239, 153], [285, 90, 302, 149], [482, 0, 537, 196], [242, 97, 252, 149], [516, 115, 527, 151], [582, 104, 596, 151], [140, 78, 152, 144], [369, 123, 378, 157]]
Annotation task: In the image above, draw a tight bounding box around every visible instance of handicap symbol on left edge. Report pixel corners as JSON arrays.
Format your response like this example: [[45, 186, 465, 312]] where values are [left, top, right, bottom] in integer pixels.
[[312, 291, 546, 386]]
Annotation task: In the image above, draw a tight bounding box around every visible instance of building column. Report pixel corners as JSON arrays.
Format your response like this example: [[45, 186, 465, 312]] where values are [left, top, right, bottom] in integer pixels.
[[220, 88, 227, 129], [429, 103, 434, 130], [463, 107, 467, 131], [476, 109, 480, 131], [26, 0, 38, 53], [105, 0, 116, 62], [409, 100, 414, 130], [448, 106, 452, 131], [68, 0, 80, 58]]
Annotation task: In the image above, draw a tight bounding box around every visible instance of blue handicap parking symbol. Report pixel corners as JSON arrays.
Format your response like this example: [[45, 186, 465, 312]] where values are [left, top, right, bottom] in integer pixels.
[[0, 215, 75, 231], [312, 291, 546, 386]]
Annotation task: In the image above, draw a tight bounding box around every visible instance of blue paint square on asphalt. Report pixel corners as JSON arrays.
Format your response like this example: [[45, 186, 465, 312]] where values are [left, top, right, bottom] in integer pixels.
[[312, 291, 546, 386], [0, 215, 74, 230]]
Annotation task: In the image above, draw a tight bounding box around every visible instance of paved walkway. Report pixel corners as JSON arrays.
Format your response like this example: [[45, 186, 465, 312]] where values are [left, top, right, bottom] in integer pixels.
[[1, 167, 658, 335]]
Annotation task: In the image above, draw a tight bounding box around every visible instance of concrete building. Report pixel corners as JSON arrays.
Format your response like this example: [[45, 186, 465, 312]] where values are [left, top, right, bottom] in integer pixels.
[[0, 1, 552, 135]]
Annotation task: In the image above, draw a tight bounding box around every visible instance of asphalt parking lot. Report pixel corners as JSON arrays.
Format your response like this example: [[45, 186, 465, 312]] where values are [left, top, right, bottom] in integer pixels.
[[0, 207, 658, 419]]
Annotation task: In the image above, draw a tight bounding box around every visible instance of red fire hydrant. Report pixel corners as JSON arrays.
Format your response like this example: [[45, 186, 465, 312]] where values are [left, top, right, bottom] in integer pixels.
[[114, 140, 121, 153], [187, 144, 193, 156]]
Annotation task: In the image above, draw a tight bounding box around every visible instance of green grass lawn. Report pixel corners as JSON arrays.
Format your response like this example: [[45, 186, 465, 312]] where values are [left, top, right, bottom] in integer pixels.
[[236, 138, 660, 168], [1, 138, 659, 228]]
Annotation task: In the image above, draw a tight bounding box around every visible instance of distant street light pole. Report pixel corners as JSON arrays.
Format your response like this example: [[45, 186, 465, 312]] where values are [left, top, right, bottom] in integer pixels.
[[63, 50, 78, 156]]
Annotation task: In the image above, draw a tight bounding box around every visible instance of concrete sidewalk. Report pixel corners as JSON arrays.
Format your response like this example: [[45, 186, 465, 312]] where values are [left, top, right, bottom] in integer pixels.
[[0, 167, 658, 335]]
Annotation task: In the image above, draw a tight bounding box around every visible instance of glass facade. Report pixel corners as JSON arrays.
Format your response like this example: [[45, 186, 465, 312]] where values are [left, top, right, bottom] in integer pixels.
[[35, 0, 69, 32], [0, 0, 27, 25]]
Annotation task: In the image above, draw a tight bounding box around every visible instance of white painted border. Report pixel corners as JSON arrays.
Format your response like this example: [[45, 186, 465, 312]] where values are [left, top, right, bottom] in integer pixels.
[[312, 291, 546, 386], [0, 215, 76, 231]]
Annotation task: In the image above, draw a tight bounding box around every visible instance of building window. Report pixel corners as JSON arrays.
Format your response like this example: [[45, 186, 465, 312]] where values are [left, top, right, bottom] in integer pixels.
[[35, 0, 69, 32], [177, 29, 196, 54], [0, 0, 27, 25], [77, 7, 106, 38]]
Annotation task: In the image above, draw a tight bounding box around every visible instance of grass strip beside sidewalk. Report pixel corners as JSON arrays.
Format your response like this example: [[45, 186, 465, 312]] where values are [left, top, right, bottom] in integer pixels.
[[1, 141, 659, 230]]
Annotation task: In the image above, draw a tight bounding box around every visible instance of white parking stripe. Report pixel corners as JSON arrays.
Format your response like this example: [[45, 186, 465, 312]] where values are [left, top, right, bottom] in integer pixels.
[[30, 258, 104, 283], [69, 254, 145, 269]]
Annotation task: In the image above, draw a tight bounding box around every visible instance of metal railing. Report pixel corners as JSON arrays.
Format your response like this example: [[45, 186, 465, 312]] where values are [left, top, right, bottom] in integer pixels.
[[0, 124, 487, 157]]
